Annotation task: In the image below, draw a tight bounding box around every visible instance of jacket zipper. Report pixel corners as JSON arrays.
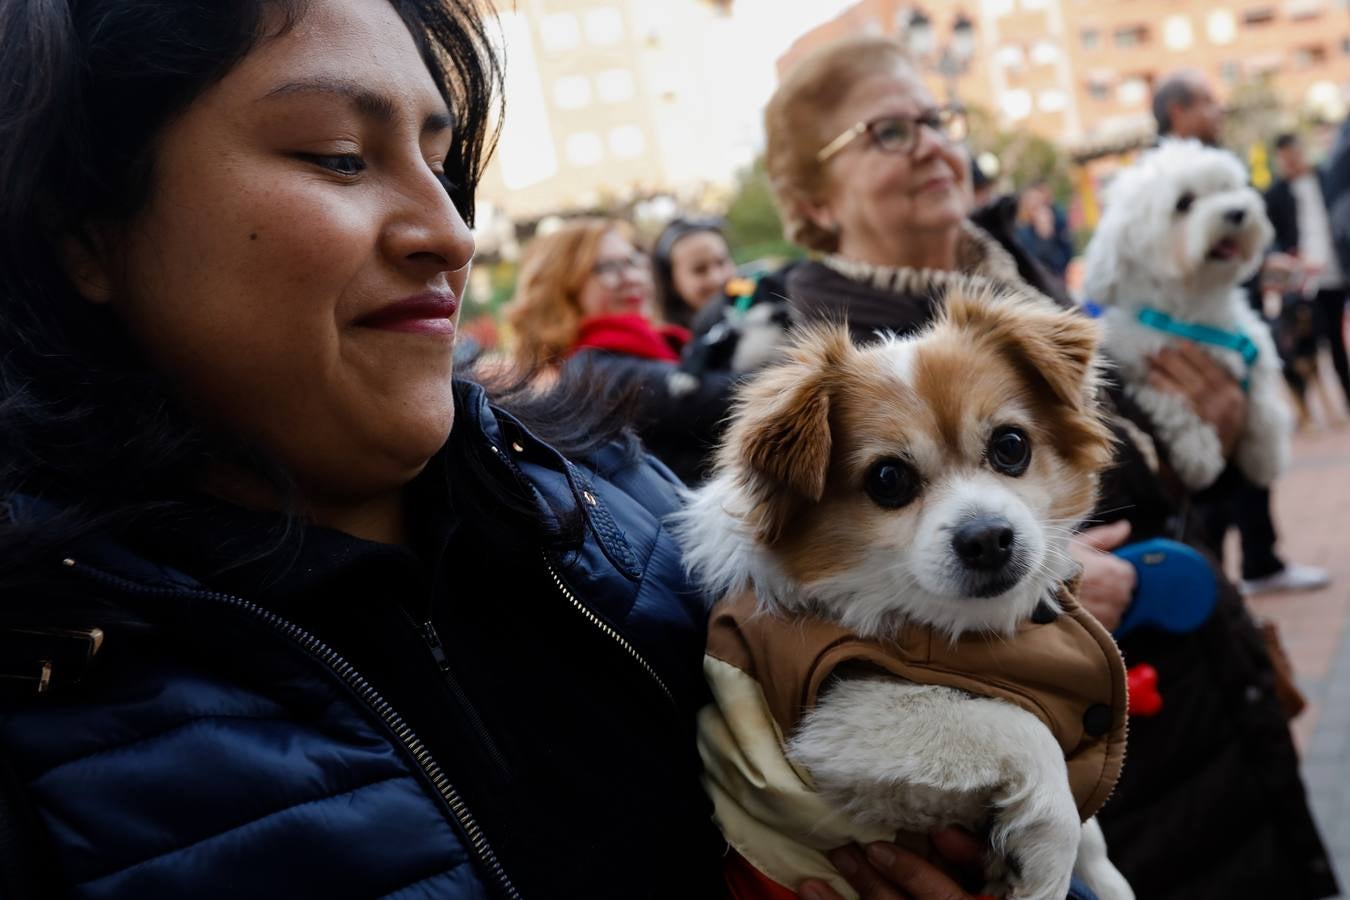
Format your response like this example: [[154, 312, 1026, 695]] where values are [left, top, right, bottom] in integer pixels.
[[62, 559, 523, 900], [540, 552, 674, 705], [413, 616, 512, 780]]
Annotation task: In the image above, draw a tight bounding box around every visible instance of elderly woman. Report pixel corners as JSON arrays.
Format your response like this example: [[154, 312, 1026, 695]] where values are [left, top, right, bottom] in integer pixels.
[[0, 2, 725, 897], [507, 218, 736, 483], [766, 34, 1334, 900]]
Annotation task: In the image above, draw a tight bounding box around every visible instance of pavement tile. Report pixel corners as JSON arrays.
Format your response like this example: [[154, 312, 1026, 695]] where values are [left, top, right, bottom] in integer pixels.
[[1215, 418, 1350, 876]]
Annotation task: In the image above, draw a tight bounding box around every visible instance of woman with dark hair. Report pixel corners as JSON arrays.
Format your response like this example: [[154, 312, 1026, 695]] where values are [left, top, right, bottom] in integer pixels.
[[652, 216, 738, 329], [507, 217, 737, 484], [0, 2, 724, 897]]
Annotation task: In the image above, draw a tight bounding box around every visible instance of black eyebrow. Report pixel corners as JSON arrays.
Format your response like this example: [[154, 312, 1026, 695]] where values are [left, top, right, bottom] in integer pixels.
[[263, 76, 452, 136]]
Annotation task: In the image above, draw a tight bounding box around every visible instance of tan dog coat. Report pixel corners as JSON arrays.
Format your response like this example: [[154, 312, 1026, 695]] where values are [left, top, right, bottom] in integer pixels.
[[698, 587, 1128, 896]]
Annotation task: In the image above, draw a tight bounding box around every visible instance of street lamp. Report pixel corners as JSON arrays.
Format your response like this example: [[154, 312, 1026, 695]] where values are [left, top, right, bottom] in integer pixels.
[[901, 7, 977, 104]]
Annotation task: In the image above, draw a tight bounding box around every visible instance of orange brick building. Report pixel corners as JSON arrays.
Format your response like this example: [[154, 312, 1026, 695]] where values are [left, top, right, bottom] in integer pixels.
[[778, 0, 1350, 151]]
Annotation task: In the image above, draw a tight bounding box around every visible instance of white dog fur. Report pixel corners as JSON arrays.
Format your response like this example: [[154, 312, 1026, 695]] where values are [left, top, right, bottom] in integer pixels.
[[1082, 138, 1291, 490], [674, 294, 1132, 899]]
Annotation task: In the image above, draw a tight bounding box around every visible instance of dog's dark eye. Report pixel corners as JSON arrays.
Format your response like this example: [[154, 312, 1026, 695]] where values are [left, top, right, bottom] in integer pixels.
[[1175, 192, 1195, 214], [988, 426, 1031, 477], [864, 458, 920, 509]]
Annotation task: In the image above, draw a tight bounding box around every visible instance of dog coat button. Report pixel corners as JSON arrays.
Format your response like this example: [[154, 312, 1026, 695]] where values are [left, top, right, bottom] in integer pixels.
[[1083, 703, 1113, 737], [1031, 601, 1059, 625]]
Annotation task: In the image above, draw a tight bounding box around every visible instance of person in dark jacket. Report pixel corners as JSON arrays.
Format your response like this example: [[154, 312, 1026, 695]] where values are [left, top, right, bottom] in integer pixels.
[[1265, 132, 1350, 408], [765, 35, 1336, 900], [0, 3, 727, 898], [1151, 72, 1331, 596], [1329, 118, 1350, 276], [1014, 180, 1074, 287], [506, 217, 737, 484]]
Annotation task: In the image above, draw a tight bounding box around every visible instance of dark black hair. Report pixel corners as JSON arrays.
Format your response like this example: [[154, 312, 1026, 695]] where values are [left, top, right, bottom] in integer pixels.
[[0, 0, 527, 563], [651, 216, 728, 329], [1274, 132, 1300, 152], [1152, 73, 1197, 136]]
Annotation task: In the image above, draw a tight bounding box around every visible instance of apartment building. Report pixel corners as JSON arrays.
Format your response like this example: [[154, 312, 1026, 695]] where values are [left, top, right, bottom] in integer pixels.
[[778, 0, 1350, 150], [475, 0, 751, 226]]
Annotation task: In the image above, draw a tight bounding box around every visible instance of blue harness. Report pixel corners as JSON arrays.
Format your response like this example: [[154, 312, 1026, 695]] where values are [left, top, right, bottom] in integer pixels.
[[1083, 302, 1258, 391]]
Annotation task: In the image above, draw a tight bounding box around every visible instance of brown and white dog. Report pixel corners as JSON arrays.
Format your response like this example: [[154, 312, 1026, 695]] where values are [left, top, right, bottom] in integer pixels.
[[674, 287, 1133, 900]]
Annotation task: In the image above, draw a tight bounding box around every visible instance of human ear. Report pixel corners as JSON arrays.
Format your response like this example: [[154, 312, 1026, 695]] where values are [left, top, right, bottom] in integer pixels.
[[61, 227, 117, 304]]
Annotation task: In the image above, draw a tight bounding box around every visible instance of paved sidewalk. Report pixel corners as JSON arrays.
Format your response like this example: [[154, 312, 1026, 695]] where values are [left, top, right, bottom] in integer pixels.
[[1235, 419, 1350, 892]]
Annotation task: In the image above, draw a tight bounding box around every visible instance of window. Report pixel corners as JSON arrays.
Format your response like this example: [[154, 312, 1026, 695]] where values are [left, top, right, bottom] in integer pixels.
[[584, 7, 624, 45], [1242, 6, 1277, 25], [1207, 9, 1237, 43], [595, 69, 636, 103], [1286, 0, 1325, 20], [1081, 28, 1100, 49], [564, 132, 604, 166], [1001, 89, 1032, 120], [1037, 89, 1068, 112], [607, 125, 646, 160], [996, 45, 1026, 69], [987, 0, 1014, 16], [1087, 79, 1111, 101], [1163, 16, 1194, 50], [1117, 76, 1149, 106], [1292, 44, 1328, 68], [553, 75, 591, 110], [1113, 25, 1149, 48], [1030, 41, 1060, 65], [539, 13, 581, 52]]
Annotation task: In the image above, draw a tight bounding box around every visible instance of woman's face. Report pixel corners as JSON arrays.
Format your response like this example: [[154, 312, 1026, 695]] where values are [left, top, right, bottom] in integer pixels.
[[576, 230, 654, 319], [669, 231, 735, 311], [92, 0, 472, 503], [813, 66, 971, 264]]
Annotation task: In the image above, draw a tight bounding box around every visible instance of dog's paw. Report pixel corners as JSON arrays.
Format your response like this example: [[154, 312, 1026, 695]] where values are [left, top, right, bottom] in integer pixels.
[[990, 783, 1080, 900], [1074, 818, 1134, 900]]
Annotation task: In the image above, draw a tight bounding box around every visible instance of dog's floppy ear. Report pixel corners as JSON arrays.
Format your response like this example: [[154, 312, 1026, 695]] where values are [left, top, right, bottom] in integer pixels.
[[1080, 163, 1148, 305], [943, 288, 1099, 410], [730, 324, 850, 501], [943, 288, 1114, 471]]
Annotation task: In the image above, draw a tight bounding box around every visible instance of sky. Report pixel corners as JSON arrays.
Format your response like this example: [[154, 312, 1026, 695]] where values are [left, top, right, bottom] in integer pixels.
[[715, 0, 859, 147]]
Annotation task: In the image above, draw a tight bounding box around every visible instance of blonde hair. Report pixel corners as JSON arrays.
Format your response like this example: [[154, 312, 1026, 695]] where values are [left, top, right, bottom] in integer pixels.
[[506, 218, 633, 369], [764, 35, 915, 253]]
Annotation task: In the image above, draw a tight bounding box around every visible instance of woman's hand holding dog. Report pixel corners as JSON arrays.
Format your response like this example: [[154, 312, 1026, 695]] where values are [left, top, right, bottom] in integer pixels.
[[1147, 343, 1248, 457], [1069, 521, 1136, 631], [798, 830, 983, 900]]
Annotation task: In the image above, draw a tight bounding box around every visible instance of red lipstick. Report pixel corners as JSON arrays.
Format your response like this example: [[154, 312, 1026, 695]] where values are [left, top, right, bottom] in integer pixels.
[[356, 291, 459, 335]]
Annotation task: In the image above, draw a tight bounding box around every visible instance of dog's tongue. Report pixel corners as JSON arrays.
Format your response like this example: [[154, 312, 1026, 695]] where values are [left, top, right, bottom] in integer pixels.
[[1209, 238, 1240, 260]]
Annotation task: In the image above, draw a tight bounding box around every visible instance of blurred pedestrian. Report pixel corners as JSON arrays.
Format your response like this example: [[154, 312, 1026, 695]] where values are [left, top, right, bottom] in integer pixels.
[[506, 218, 736, 483], [652, 216, 738, 329], [1266, 132, 1350, 408], [1154, 70, 1330, 595], [1014, 180, 1074, 286]]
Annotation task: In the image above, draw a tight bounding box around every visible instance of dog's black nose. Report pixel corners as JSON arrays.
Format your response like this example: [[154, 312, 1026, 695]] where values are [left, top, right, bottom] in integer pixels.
[[1225, 208, 1246, 226], [952, 517, 1015, 571]]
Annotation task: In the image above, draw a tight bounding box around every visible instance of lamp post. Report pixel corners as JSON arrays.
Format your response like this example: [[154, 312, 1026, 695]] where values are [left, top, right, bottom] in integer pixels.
[[902, 7, 976, 105]]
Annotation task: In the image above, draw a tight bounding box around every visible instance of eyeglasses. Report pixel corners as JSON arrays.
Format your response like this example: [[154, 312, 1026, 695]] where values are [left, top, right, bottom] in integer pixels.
[[591, 252, 650, 285], [816, 106, 969, 163]]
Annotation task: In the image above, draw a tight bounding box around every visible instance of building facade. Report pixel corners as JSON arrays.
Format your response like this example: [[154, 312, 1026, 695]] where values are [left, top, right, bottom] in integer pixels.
[[778, 0, 1350, 149], [475, 0, 753, 227]]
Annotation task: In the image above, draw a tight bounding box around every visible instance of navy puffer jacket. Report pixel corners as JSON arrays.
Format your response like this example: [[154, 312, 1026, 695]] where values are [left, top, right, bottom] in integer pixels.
[[0, 384, 723, 899]]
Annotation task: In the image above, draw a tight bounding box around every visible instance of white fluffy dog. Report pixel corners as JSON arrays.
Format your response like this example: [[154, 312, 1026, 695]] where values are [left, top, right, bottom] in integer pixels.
[[1082, 138, 1290, 490]]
